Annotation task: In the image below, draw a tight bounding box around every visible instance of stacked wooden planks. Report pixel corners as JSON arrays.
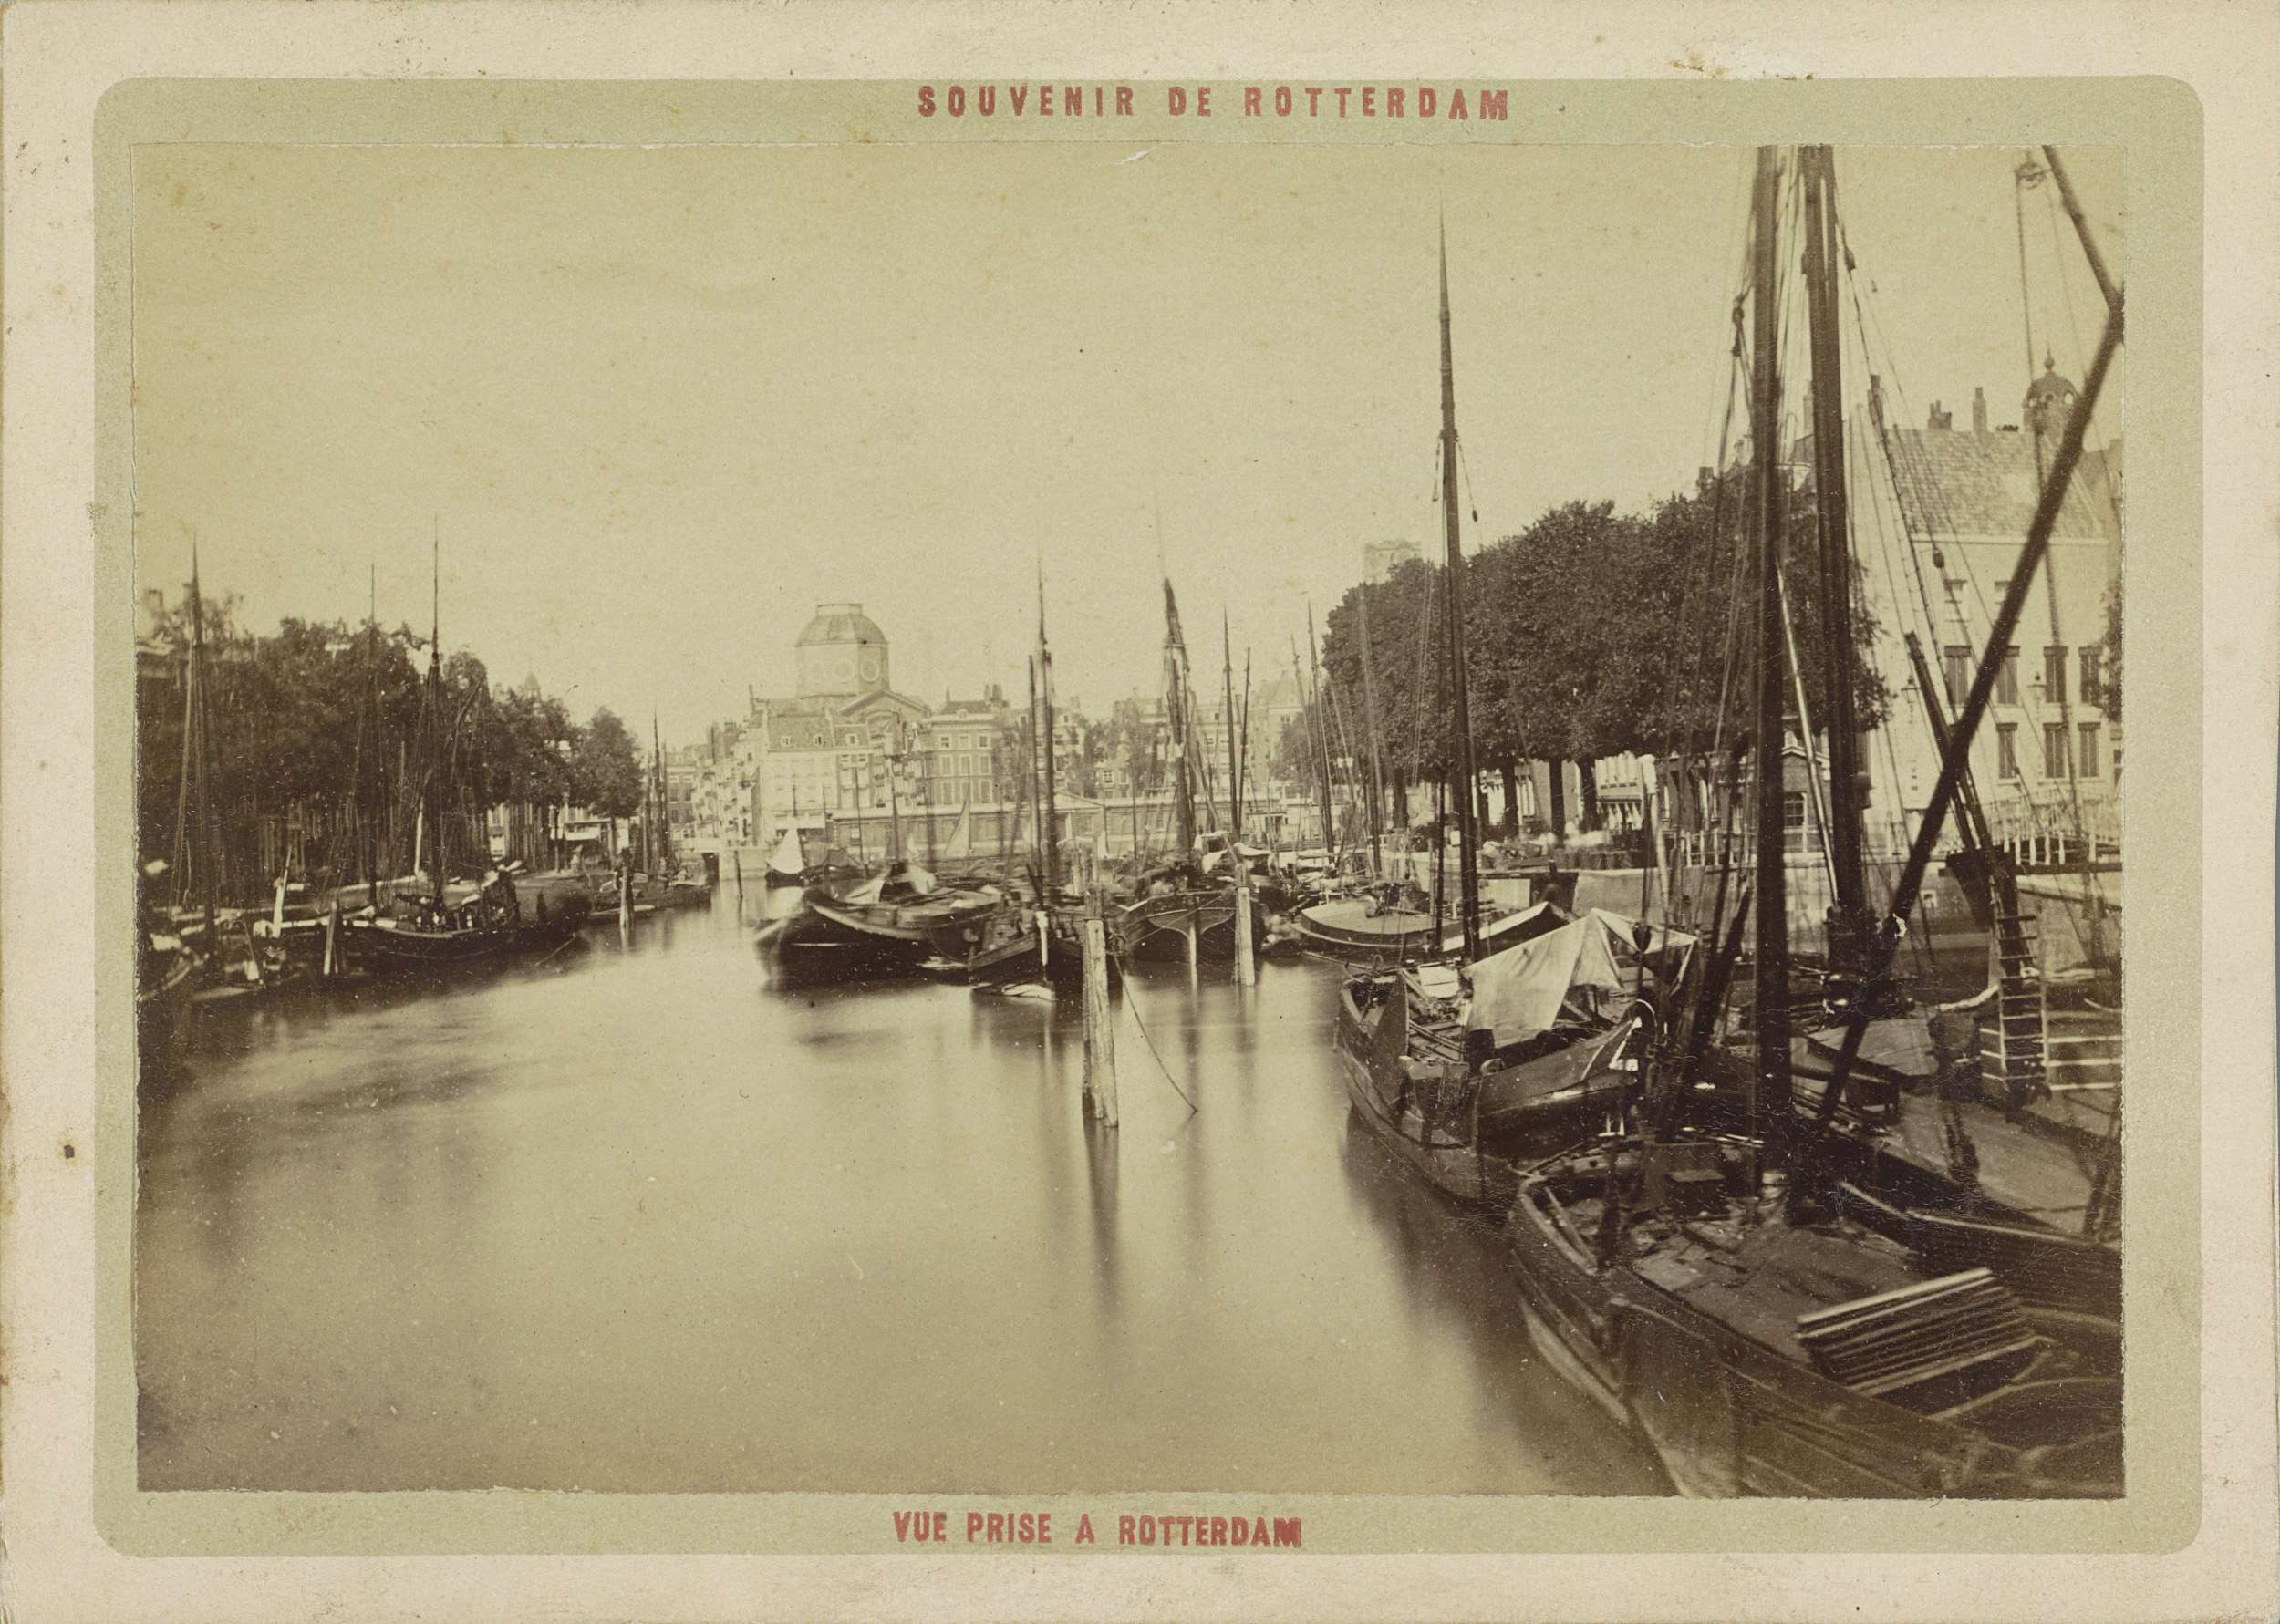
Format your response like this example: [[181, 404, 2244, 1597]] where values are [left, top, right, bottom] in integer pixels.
[[1796, 1267, 2038, 1403]]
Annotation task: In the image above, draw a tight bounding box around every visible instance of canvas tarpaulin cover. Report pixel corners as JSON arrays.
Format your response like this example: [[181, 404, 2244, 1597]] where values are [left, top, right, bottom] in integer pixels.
[[1465, 910, 1693, 1048]]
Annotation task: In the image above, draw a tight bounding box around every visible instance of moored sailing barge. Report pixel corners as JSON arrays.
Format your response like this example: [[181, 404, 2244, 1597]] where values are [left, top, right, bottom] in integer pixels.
[[345, 540, 522, 975], [1499, 146, 2124, 1499], [770, 861, 1001, 978]]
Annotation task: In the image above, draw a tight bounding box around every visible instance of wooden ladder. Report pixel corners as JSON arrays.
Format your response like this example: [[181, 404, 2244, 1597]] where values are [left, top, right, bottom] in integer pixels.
[[1980, 911, 2048, 1107]]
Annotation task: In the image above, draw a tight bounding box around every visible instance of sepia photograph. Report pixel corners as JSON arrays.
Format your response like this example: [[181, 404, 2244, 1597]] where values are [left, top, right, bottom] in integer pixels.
[[3, 0, 2275, 1609], [124, 121, 2132, 1507]]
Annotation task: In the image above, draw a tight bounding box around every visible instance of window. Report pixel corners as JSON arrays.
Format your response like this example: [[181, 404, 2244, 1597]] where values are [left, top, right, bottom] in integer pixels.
[[2043, 646, 2068, 706], [2043, 722, 2070, 779], [1781, 791, 1812, 853], [2079, 645, 2105, 709], [1996, 723, 2019, 780], [2078, 723, 2101, 779], [1995, 646, 2020, 706], [1942, 646, 1973, 709]]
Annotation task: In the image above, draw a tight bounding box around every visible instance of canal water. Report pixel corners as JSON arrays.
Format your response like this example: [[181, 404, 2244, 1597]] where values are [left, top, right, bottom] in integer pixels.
[[137, 889, 1667, 1495]]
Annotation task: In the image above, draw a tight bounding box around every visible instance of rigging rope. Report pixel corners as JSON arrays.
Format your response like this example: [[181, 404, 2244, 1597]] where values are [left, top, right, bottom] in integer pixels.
[[1840, 222, 2078, 844], [1665, 172, 1769, 1041], [1115, 967, 1200, 1112]]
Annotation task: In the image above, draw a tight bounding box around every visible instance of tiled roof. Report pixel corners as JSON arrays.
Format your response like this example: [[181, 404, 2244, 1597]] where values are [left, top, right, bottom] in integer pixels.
[[1882, 426, 2119, 543]]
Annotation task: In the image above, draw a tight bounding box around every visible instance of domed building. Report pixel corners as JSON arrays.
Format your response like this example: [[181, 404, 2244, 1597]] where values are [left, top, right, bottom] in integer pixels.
[[793, 602, 892, 699], [745, 603, 932, 834]]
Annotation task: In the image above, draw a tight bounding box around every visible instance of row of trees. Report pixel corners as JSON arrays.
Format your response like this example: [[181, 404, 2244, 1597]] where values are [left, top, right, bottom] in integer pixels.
[[1287, 470, 1891, 836], [138, 587, 648, 902]]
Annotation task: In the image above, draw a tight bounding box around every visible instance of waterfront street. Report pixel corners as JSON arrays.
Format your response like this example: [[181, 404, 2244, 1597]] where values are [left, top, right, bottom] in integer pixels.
[[137, 889, 1664, 1495]]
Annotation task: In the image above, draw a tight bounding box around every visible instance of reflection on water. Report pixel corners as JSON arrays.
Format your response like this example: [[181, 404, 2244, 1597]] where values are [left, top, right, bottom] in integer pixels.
[[137, 887, 1665, 1494]]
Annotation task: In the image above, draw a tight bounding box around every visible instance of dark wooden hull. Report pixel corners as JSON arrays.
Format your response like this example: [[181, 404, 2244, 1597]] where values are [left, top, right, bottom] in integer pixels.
[[1798, 1109, 2122, 1322], [1114, 890, 1243, 962], [967, 920, 1120, 988], [1341, 1052, 1518, 1207], [136, 948, 203, 1082], [772, 906, 934, 973], [1333, 977, 1635, 1208], [513, 914, 589, 951], [512, 879, 593, 946], [1296, 897, 1567, 964], [1299, 907, 1441, 963], [1504, 1171, 2122, 1499], [772, 888, 997, 978], [348, 919, 517, 971], [590, 877, 711, 915]]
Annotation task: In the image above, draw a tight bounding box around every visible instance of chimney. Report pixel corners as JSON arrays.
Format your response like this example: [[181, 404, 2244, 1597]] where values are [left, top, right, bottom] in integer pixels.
[[1927, 400, 1952, 431], [1972, 386, 1988, 435]]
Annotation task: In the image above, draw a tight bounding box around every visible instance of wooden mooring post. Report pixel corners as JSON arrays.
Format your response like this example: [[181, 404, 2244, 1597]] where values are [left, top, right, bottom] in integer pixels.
[[1232, 874, 1257, 986], [1082, 888, 1119, 1127]]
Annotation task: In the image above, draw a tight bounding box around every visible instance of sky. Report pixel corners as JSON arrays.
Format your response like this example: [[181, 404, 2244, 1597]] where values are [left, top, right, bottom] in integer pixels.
[[130, 140, 2121, 743]]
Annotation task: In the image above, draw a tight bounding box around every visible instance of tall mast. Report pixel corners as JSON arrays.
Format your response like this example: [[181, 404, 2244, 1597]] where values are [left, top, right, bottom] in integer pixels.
[[1746, 146, 1794, 1166], [1436, 221, 1482, 961], [1358, 578, 1387, 876], [353, 565, 371, 894], [1164, 579, 1195, 858], [2040, 146, 2120, 315], [1025, 654, 1041, 878], [1128, 730, 1142, 861], [886, 725, 902, 864], [189, 538, 218, 943], [358, 562, 378, 898], [1222, 608, 1241, 843], [1811, 286, 2124, 1140], [653, 711, 667, 872], [1038, 567, 1059, 897], [1238, 648, 1253, 843], [1802, 146, 1868, 954], [1306, 604, 1336, 863], [428, 523, 446, 901]]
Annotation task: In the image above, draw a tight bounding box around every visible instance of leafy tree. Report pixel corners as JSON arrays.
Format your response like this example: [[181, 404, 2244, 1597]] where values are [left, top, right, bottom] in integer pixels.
[[1101, 698, 1167, 796], [138, 577, 619, 895], [1314, 476, 1892, 839], [1321, 555, 1448, 787], [1270, 698, 1325, 793], [572, 707, 644, 818]]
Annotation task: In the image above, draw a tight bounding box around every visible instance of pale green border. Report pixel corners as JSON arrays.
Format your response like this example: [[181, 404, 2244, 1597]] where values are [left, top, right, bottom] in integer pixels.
[[92, 75, 2203, 1557]]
